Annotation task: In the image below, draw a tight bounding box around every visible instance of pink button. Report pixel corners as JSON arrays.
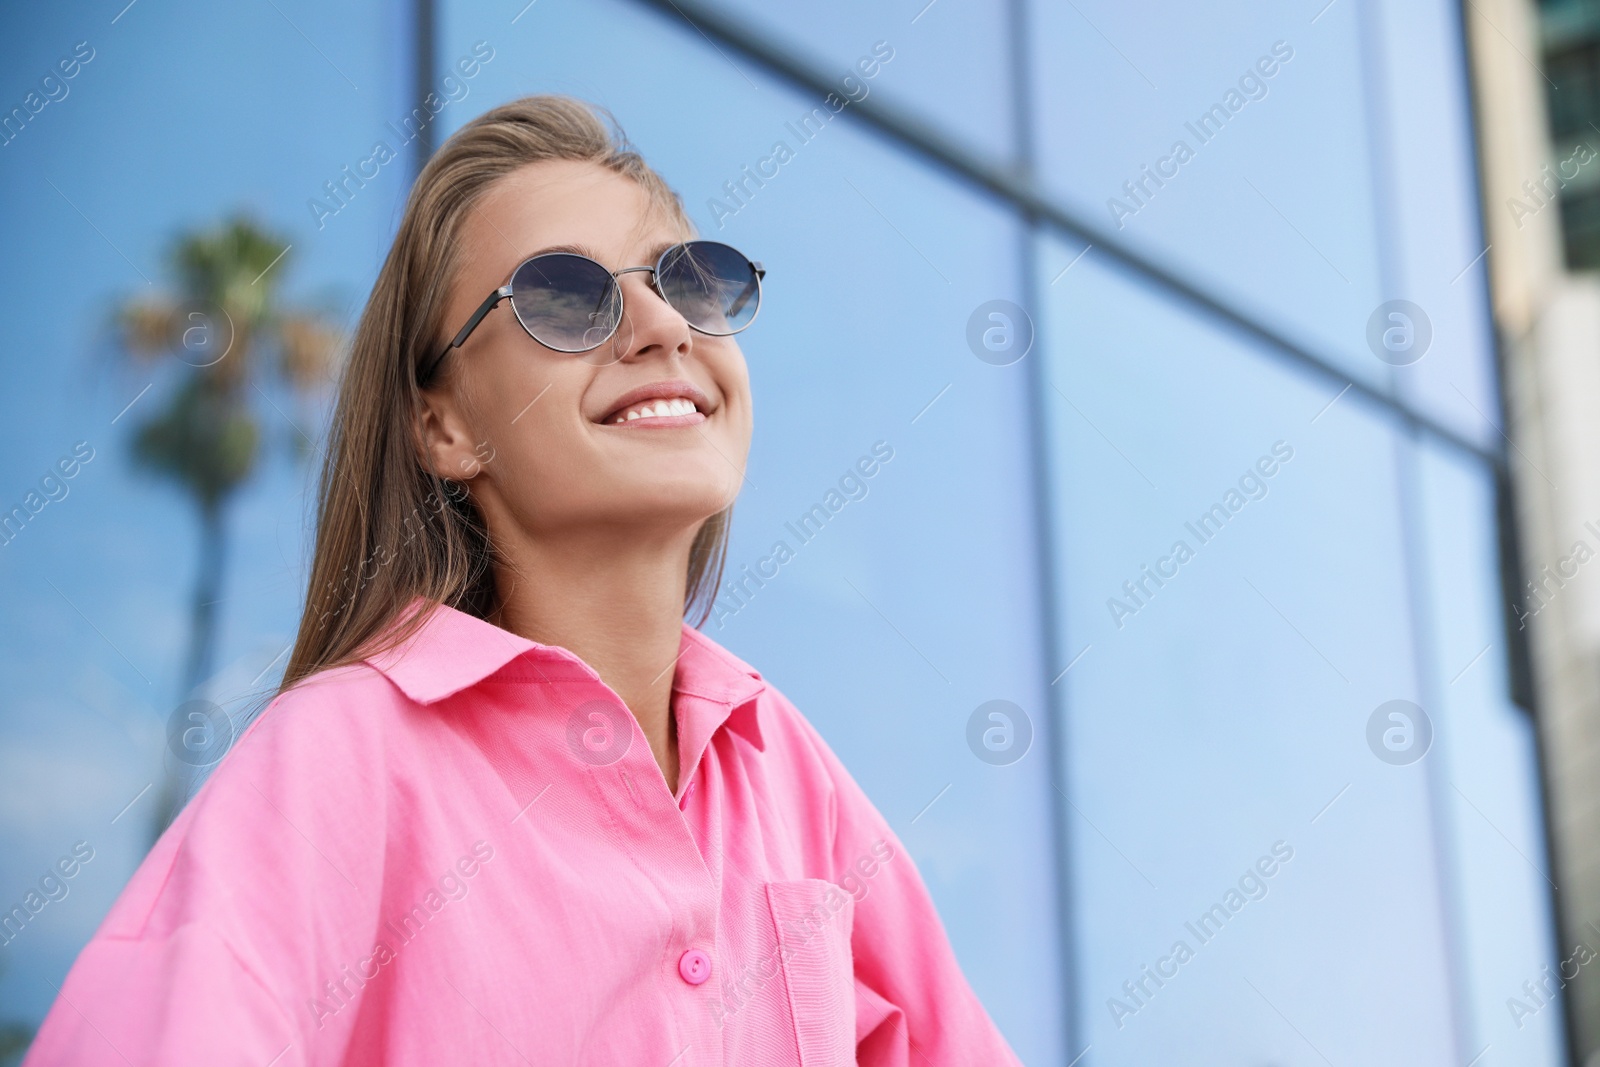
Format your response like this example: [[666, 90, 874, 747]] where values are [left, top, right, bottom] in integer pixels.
[[678, 948, 712, 985]]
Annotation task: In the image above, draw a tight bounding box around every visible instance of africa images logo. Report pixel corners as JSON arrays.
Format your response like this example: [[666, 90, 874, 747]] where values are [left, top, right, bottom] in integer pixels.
[[1365, 700, 1431, 766], [565, 699, 633, 766], [966, 700, 1033, 766]]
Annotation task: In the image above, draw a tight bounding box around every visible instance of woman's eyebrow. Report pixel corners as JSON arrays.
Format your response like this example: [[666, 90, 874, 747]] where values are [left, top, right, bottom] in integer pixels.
[[523, 242, 598, 261], [520, 240, 683, 267]]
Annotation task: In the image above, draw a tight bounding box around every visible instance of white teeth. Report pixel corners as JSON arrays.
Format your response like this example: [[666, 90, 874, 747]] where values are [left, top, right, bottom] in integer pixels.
[[612, 397, 699, 423]]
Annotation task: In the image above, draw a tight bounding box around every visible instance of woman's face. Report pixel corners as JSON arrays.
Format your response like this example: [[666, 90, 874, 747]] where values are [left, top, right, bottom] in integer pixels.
[[420, 159, 753, 550]]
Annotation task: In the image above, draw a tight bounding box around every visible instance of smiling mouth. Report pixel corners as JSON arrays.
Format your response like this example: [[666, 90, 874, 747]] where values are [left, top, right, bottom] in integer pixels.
[[599, 396, 710, 428]]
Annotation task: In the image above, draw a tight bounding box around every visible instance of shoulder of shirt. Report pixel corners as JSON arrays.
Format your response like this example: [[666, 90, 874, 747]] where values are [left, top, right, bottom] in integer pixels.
[[266, 656, 398, 713], [94, 662, 401, 943], [213, 660, 409, 775], [267, 658, 410, 714]]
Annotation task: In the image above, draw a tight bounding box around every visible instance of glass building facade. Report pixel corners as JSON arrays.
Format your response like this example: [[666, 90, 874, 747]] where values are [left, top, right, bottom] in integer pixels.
[[0, 0, 1566, 1064]]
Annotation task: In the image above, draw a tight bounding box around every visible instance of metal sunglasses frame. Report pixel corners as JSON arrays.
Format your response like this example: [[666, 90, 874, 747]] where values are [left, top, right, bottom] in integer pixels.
[[419, 239, 766, 384]]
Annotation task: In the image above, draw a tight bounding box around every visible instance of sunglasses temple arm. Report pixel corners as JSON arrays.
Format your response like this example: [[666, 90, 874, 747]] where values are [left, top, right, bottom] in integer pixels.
[[421, 285, 512, 383]]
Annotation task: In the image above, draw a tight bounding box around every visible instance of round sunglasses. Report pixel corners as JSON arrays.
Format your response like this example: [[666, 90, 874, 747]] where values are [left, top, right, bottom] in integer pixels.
[[420, 239, 765, 383]]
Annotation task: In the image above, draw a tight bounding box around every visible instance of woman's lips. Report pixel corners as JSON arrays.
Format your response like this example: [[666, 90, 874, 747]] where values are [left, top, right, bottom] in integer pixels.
[[597, 379, 715, 425]]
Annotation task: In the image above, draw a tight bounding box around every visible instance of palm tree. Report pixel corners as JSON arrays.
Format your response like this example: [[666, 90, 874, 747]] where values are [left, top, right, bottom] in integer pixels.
[[115, 215, 340, 841]]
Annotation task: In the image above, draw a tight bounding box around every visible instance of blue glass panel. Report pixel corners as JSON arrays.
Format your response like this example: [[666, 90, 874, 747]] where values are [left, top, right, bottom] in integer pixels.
[[682, 0, 1013, 162], [1026, 0, 1498, 452], [1039, 230, 1464, 1063], [1028, 0, 1389, 397]]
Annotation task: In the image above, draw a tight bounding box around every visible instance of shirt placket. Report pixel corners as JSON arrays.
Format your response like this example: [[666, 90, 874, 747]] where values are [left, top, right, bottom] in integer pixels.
[[576, 684, 729, 1065]]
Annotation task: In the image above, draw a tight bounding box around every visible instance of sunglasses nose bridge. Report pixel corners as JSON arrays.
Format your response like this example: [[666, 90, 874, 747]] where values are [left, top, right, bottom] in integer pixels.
[[611, 264, 663, 300], [604, 265, 694, 363], [614, 264, 691, 332]]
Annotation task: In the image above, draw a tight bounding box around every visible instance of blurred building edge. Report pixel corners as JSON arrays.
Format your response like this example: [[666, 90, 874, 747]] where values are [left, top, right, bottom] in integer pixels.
[[1471, 0, 1600, 1060]]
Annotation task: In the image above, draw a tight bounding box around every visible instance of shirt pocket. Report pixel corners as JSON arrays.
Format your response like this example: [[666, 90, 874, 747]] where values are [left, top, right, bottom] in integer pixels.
[[764, 878, 857, 1066]]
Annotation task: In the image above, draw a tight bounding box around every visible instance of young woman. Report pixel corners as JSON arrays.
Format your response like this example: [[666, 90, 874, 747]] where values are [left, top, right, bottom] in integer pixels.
[[26, 96, 1022, 1066]]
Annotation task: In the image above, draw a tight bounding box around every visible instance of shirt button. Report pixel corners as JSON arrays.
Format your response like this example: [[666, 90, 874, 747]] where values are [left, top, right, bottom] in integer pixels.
[[678, 948, 712, 985]]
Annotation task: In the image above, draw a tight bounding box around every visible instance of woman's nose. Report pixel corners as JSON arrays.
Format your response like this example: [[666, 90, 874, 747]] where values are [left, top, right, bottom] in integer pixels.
[[614, 271, 691, 361]]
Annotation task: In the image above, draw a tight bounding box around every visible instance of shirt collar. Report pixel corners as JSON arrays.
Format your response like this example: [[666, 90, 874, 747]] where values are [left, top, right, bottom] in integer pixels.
[[363, 599, 767, 754]]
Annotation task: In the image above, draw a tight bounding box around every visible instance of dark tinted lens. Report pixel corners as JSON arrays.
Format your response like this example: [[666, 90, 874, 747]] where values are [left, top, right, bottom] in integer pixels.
[[656, 241, 761, 335], [509, 253, 622, 352]]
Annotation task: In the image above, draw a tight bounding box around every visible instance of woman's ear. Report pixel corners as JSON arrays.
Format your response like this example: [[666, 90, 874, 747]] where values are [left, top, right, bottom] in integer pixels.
[[415, 382, 485, 484]]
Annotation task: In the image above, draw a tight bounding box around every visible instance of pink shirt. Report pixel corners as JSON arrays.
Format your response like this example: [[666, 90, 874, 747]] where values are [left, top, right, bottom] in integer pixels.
[[26, 602, 1022, 1066]]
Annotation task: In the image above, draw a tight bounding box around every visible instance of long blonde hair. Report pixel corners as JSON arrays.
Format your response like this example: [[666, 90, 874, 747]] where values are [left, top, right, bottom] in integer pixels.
[[280, 95, 731, 692]]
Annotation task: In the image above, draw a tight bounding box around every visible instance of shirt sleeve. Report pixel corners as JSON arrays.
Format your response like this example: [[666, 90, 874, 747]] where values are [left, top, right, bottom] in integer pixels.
[[24, 670, 392, 1067], [785, 701, 1026, 1067]]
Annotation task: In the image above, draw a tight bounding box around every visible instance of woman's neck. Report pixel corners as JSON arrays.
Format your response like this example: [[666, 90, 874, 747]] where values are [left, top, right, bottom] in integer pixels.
[[489, 525, 695, 796]]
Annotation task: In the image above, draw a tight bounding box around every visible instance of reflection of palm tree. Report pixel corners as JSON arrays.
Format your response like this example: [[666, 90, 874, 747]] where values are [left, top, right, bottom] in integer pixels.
[[0, 1022, 32, 1067], [115, 216, 339, 840], [0, 955, 35, 1065]]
